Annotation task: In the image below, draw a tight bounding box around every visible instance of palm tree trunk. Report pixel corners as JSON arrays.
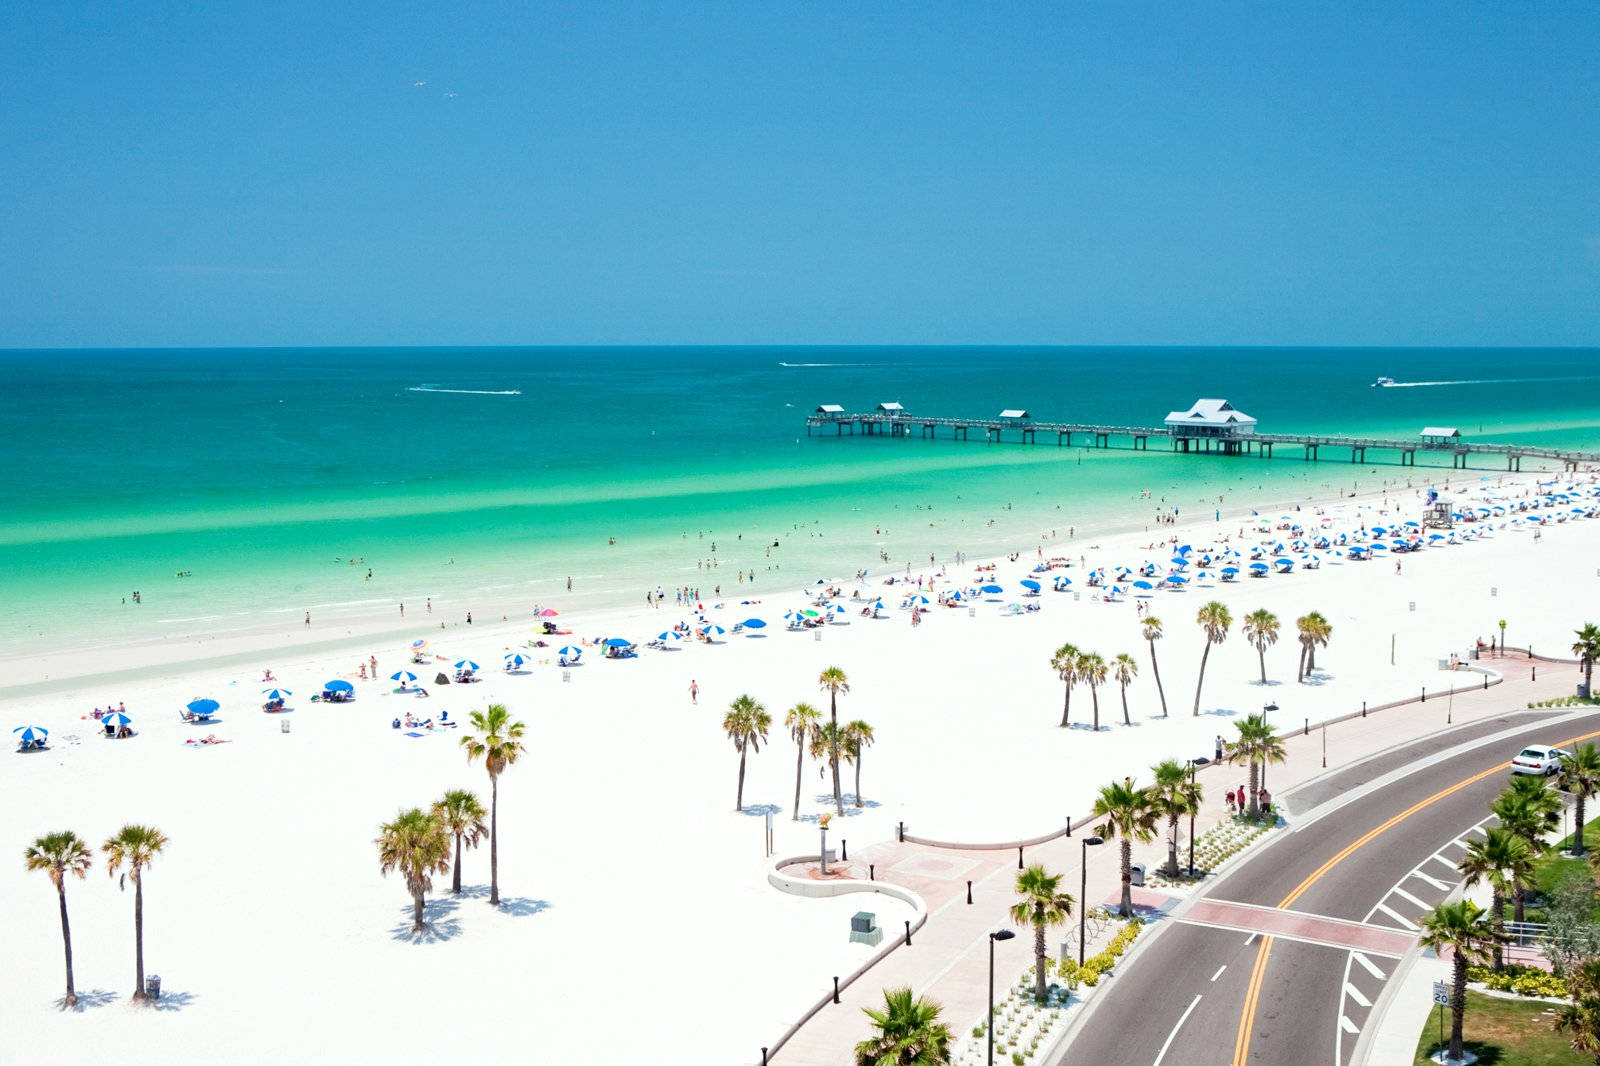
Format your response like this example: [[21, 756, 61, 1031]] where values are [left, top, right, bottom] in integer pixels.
[[830, 692, 843, 816], [1449, 950, 1467, 1062], [412, 885, 426, 932], [1120, 683, 1131, 726], [1091, 687, 1100, 731], [1308, 643, 1318, 672], [793, 741, 804, 820], [1167, 815, 1179, 877], [1034, 904, 1047, 1003], [1060, 682, 1072, 727], [489, 773, 500, 907], [1257, 643, 1266, 684], [1491, 887, 1504, 970], [1149, 641, 1168, 717], [1247, 760, 1260, 818], [452, 831, 463, 893], [1514, 880, 1526, 924], [58, 882, 76, 1007], [1193, 642, 1212, 716], [1576, 793, 1589, 857], [132, 874, 146, 1001], [736, 746, 748, 811], [1119, 838, 1133, 917], [1297, 643, 1307, 683], [854, 753, 863, 808]]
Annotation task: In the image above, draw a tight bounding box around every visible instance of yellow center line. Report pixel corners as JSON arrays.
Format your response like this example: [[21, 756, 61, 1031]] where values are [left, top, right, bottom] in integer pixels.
[[1230, 723, 1600, 1065]]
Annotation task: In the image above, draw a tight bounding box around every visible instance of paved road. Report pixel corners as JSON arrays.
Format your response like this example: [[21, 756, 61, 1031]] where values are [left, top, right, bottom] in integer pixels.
[[1054, 708, 1598, 1066]]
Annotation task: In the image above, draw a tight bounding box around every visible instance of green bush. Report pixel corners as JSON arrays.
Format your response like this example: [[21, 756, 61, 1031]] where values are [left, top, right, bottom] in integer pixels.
[[1058, 919, 1143, 989], [1465, 964, 1570, 998]]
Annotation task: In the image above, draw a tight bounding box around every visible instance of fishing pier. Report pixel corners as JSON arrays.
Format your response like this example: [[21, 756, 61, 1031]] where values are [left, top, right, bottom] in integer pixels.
[[806, 400, 1600, 472]]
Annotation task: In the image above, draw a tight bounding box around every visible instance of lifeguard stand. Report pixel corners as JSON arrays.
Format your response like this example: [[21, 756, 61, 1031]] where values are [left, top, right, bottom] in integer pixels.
[[1423, 494, 1454, 529]]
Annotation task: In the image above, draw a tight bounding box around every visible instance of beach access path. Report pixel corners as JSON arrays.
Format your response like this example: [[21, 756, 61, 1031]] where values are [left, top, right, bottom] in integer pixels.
[[763, 653, 1571, 1066]]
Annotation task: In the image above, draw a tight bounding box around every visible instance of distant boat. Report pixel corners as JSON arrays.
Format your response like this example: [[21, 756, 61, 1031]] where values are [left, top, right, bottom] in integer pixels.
[[1371, 376, 1395, 388]]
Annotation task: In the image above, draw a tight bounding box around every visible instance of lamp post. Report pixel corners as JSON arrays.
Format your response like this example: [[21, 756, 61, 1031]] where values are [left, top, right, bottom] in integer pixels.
[[1261, 702, 1279, 796], [1187, 760, 1198, 877], [1499, 619, 1507, 657], [819, 817, 830, 876], [988, 929, 1016, 1066], [1079, 835, 1105, 965]]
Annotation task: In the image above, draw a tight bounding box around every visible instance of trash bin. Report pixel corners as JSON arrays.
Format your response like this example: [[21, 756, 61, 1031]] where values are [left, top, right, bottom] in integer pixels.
[[1580, 683, 1592, 699], [281, 719, 291, 733], [145, 974, 161, 1000], [1129, 863, 1146, 888]]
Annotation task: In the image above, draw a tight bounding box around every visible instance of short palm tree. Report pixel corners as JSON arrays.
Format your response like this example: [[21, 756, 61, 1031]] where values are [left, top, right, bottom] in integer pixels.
[[25, 831, 93, 1006], [460, 703, 526, 906], [1555, 958, 1600, 1065], [785, 702, 822, 820], [1458, 826, 1533, 970], [1419, 899, 1500, 1065], [819, 666, 851, 816], [1294, 613, 1312, 682], [1297, 611, 1333, 679], [1051, 643, 1081, 728], [1491, 779, 1561, 922], [1148, 760, 1200, 877], [844, 720, 876, 807], [1093, 779, 1156, 917], [854, 986, 952, 1066], [102, 824, 168, 1002], [1226, 715, 1286, 819], [376, 807, 452, 933], [1560, 744, 1600, 858], [1193, 601, 1232, 715], [1080, 652, 1108, 731], [1242, 608, 1279, 684], [1142, 616, 1168, 718], [724, 694, 771, 812], [1009, 864, 1074, 1004], [1112, 653, 1138, 726], [431, 789, 487, 894], [1573, 623, 1600, 694]]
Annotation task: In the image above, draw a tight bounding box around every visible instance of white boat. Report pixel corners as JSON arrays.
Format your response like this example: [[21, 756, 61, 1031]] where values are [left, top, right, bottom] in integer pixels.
[[1371, 376, 1395, 387]]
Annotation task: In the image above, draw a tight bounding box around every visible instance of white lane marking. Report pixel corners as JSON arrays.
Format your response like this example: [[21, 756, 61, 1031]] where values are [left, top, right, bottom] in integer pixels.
[[1451, 837, 1470, 849], [1335, 953, 1355, 1066], [1152, 994, 1203, 1066], [1211, 964, 1227, 982], [1466, 824, 1488, 837], [1374, 902, 1420, 931], [1344, 981, 1372, 1008], [1411, 869, 1452, 891], [1430, 852, 1460, 870], [1245, 932, 1258, 945], [1392, 885, 1431, 909], [1351, 951, 1386, 980], [1340, 1014, 1360, 1035]]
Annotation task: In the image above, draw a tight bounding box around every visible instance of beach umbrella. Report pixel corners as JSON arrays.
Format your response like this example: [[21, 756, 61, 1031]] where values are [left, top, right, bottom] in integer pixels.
[[1167, 574, 1189, 584], [324, 679, 354, 692], [13, 725, 47, 743], [697, 625, 725, 637], [410, 639, 428, 651], [801, 609, 820, 618], [390, 671, 417, 683], [186, 698, 220, 715], [1369, 542, 1387, 551], [504, 653, 528, 667], [980, 584, 1003, 594], [1195, 570, 1212, 580], [742, 618, 767, 629], [538, 608, 560, 617], [557, 646, 583, 658], [1054, 576, 1071, 586], [101, 712, 133, 726], [1249, 562, 1269, 571], [1404, 521, 1420, 528], [262, 688, 293, 700], [452, 660, 479, 672], [655, 630, 683, 642], [604, 637, 634, 647], [1220, 566, 1239, 575], [1132, 580, 1154, 590], [830, 605, 848, 614], [1428, 533, 1446, 541], [1020, 579, 1041, 591], [1178, 544, 1193, 554], [905, 595, 930, 605], [1170, 556, 1188, 567]]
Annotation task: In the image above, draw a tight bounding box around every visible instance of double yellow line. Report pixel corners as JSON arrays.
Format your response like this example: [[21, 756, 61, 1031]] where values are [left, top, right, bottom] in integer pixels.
[[1229, 724, 1600, 1064]]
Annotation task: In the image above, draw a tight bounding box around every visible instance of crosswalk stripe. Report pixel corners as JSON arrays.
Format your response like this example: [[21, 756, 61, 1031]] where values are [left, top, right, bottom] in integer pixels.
[[1411, 869, 1452, 891], [1392, 885, 1431, 909], [1375, 902, 1420, 930], [1351, 951, 1386, 980], [1431, 852, 1459, 870], [1340, 1015, 1360, 1035], [1344, 982, 1372, 1008]]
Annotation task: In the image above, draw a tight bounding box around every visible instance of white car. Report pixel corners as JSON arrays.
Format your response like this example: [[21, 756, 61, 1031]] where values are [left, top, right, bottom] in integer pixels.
[[1510, 744, 1571, 776]]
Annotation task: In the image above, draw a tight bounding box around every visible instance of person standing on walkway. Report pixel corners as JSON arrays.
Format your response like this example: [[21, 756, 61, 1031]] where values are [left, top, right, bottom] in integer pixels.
[[689, 679, 699, 705]]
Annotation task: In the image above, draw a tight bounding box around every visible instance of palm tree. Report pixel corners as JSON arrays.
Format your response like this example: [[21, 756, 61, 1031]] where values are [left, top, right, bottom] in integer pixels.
[[1009, 864, 1074, 1004], [1112, 653, 1138, 726], [724, 694, 771, 812], [1561, 744, 1600, 857], [1051, 643, 1081, 728], [785, 702, 822, 820], [1148, 760, 1200, 877], [819, 666, 851, 816], [1093, 779, 1156, 917], [460, 703, 526, 906], [1081, 652, 1108, 731], [1294, 613, 1312, 682], [854, 986, 952, 1066], [1556, 958, 1600, 1065], [376, 808, 452, 933], [102, 824, 168, 1002], [1300, 610, 1332, 678], [1193, 601, 1232, 715], [844, 720, 876, 807], [431, 789, 487, 894], [1242, 608, 1279, 684], [1419, 899, 1500, 1065], [24, 831, 92, 1006], [1225, 715, 1286, 818], [1458, 826, 1533, 970], [1573, 623, 1600, 694], [1491, 779, 1561, 922], [1142, 616, 1168, 718]]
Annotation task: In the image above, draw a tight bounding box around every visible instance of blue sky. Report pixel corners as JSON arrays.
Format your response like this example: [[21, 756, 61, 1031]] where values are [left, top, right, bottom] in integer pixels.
[[3, 2, 1597, 347]]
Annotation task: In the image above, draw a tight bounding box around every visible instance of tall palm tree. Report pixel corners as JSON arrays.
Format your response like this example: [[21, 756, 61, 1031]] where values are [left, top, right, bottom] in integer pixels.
[[102, 824, 168, 1002], [1491, 778, 1561, 922], [460, 703, 526, 906], [1302, 610, 1332, 677], [1093, 779, 1156, 917], [376, 808, 452, 933], [854, 986, 952, 1066], [723, 694, 771, 812], [1009, 864, 1074, 1004], [1573, 622, 1600, 694], [1193, 601, 1232, 715], [1148, 760, 1200, 877], [1419, 899, 1500, 1065], [1556, 958, 1600, 1065], [1294, 613, 1312, 682], [1142, 616, 1168, 718], [844, 720, 876, 807], [1112, 653, 1138, 726], [25, 831, 93, 1006], [1561, 744, 1600, 857], [785, 702, 822, 820], [1242, 608, 1279, 684], [1458, 826, 1533, 970], [1080, 652, 1108, 731], [1225, 714, 1286, 818], [1051, 643, 1081, 728], [818, 666, 851, 816], [431, 789, 487, 894]]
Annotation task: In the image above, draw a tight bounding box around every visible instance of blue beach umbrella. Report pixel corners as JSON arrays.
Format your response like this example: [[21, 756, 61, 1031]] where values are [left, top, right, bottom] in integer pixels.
[[1220, 566, 1239, 575], [389, 671, 417, 683], [504, 653, 528, 667], [557, 646, 583, 658], [1020, 579, 1041, 591], [262, 688, 293, 699], [655, 631, 683, 642], [186, 698, 220, 715], [1368, 543, 1387, 551], [905, 595, 930, 605], [410, 639, 428, 651], [980, 584, 1003, 594], [453, 659, 479, 671], [1170, 556, 1188, 568], [1249, 561, 1269, 571], [1132, 580, 1154, 590], [100, 712, 132, 726], [324, 679, 354, 692], [1167, 574, 1189, 584], [604, 637, 634, 647], [742, 618, 767, 629], [13, 725, 47, 743]]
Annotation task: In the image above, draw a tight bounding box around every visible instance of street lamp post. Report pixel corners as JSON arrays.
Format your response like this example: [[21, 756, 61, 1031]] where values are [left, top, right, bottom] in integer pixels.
[[1079, 835, 1105, 965], [988, 929, 1015, 1066], [1187, 760, 1198, 877], [1261, 702, 1279, 797]]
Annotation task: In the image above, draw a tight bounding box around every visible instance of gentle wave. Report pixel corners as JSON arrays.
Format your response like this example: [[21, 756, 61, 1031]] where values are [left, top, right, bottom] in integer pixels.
[[407, 385, 523, 396]]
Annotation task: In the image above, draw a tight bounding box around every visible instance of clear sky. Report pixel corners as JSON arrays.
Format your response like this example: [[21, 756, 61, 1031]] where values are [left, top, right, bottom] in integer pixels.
[[3, 2, 1598, 348]]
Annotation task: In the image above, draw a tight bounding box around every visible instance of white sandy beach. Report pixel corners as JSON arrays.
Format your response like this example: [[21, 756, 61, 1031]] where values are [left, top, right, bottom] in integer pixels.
[[4, 472, 1598, 1064]]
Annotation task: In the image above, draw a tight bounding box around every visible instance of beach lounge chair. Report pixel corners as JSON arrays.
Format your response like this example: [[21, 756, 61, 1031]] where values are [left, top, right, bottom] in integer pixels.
[[179, 709, 195, 723]]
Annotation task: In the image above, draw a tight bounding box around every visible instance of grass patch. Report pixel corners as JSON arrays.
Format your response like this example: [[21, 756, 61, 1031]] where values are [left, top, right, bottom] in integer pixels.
[[1413, 990, 1582, 1065]]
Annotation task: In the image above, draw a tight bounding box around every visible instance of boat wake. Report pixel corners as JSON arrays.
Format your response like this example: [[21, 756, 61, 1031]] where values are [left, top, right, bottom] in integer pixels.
[[1381, 375, 1600, 388], [407, 385, 523, 396], [777, 362, 875, 368]]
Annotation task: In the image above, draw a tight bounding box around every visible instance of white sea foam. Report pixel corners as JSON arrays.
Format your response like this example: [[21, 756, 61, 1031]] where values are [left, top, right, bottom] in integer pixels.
[[407, 384, 523, 395]]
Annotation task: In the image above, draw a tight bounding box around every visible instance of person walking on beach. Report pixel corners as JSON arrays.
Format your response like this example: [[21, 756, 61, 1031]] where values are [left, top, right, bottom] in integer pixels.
[[304, 611, 311, 627], [466, 611, 473, 625], [689, 679, 699, 705], [566, 576, 572, 591], [426, 597, 432, 613]]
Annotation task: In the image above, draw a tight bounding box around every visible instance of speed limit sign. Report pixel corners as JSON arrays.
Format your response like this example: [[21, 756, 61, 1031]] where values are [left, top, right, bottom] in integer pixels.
[[1433, 981, 1450, 1006]]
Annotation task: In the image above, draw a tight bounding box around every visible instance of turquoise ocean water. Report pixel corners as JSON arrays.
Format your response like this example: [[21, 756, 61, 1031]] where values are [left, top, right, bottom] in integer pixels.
[[3, 346, 1598, 652]]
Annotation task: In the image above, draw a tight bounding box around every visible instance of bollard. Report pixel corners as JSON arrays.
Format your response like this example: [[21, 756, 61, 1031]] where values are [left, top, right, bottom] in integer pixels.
[[1362, 700, 1367, 718], [833, 976, 840, 1004], [1018, 846, 1024, 869], [1422, 688, 1427, 703], [762, 1049, 768, 1066], [897, 821, 904, 843], [1483, 676, 1488, 690], [1533, 666, 1537, 682], [841, 840, 848, 862], [1303, 717, 1309, 736], [967, 880, 973, 904], [905, 920, 912, 946], [869, 864, 875, 881]]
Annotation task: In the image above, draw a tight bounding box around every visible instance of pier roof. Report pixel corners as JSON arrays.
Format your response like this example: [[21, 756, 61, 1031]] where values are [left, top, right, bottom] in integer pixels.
[[1421, 426, 1461, 439], [999, 409, 1030, 419], [1164, 399, 1258, 434], [877, 402, 905, 413]]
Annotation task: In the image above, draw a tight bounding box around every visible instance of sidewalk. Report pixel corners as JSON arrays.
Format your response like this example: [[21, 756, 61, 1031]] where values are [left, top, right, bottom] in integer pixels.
[[760, 654, 1578, 1065]]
